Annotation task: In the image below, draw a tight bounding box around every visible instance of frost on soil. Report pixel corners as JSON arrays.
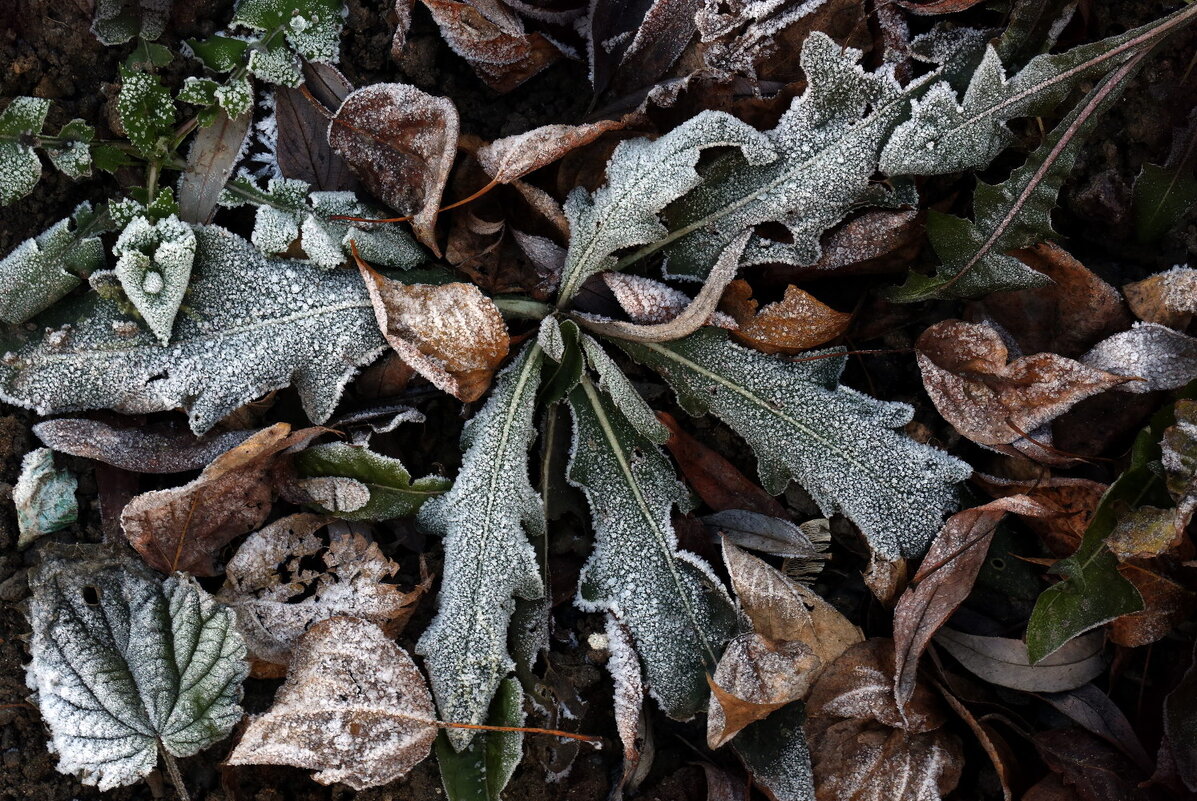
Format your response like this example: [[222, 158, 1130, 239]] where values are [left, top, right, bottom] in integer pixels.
[[26, 544, 247, 791], [0, 225, 386, 434]]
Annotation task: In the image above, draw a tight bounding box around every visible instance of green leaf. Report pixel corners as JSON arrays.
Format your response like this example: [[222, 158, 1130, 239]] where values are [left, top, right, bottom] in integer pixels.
[[294, 441, 450, 520], [215, 76, 255, 119], [416, 344, 546, 747], [1134, 111, 1197, 243], [14, 447, 77, 548], [112, 214, 196, 344], [887, 47, 1147, 302], [0, 225, 386, 434], [44, 119, 94, 180], [92, 144, 130, 173], [184, 35, 251, 72], [536, 317, 584, 406], [566, 376, 737, 719], [26, 543, 247, 791], [619, 328, 971, 559], [0, 96, 50, 205], [178, 77, 221, 107], [117, 67, 176, 158], [435, 678, 525, 800], [0, 202, 108, 324], [731, 702, 814, 801], [92, 0, 172, 45], [232, 0, 345, 64], [125, 38, 174, 70]]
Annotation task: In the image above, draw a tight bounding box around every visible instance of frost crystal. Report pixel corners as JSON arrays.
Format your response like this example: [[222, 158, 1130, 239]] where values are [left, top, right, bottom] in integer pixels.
[[620, 329, 971, 558], [232, 0, 344, 65], [581, 334, 668, 444], [416, 344, 546, 746], [113, 214, 196, 344], [567, 378, 737, 719], [26, 544, 247, 791], [0, 202, 106, 324], [0, 96, 49, 205], [0, 225, 387, 433]]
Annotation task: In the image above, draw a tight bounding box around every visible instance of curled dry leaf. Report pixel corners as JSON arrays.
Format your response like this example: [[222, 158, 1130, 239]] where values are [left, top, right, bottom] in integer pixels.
[[33, 418, 257, 473], [703, 509, 829, 562], [328, 83, 459, 253], [897, 0, 989, 14], [802, 208, 922, 276], [893, 496, 1050, 710], [227, 617, 438, 790], [707, 633, 820, 748], [934, 629, 1105, 693], [719, 280, 851, 355], [972, 474, 1107, 556], [359, 266, 510, 402], [916, 319, 1129, 448], [1124, 266, 1197, 328], [807, 639, 945, 733], [120, 423, 321, 576], [217, 514, 430, 670], [1081, 322, 1197, 394], [421, 0, 560, 94], [477, 119, 625, 184], [807, 718, 964, 801], [605, 616, 649, 795], [1109, 563, 1194, 648]]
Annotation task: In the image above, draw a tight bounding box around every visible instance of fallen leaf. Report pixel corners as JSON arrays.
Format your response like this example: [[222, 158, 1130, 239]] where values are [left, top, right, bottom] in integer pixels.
[[707, 633, 820, 748], [800, 208, 922, 276], [807, 639, 946, 733], [608, 0, 701, 95], [359, 267, 510, 402], [1164, 641, 1197, 791], [703, 509, 829, 562], [807, 718, 963, 801], [218, 514, 430, 671], [1106, 507, 1186, 560], [14, 447, 77, 548], [934, 679, 1015, 801], [227, 617, 438, 790], [120, 423, 321, 576], [863, 550, 908, 607], [916, 319, 1129, 448], [291, 441, 451, 520], [477, 120, 625, 184], [275, 61, 356, 191], [1124, 267, 1197, 328], [1081, 322, 1197, 393], [1039, 684, 1153, 773], [720, 281, 851, 355], [421, 0, 560, 93], [1108, 563, 1193, 648], [33, 418, 257, 473], [972, 474, 1107, 556], [897, 0, 989, 14], [1033, 728, 1152, 801], [702, 763, 747, 801], [604, 616, 650, 795], [328, 83, 459, 252], [893, 496, 1050, 710], [934, 629, 1105, 692], [178, 107, 252, 224]]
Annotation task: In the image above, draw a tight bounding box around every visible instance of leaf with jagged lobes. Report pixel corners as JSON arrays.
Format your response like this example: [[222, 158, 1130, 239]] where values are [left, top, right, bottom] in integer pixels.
[[567, 376, 738, 720], [0, 225, 386, 434], [416, 344, 546, 748], [26, 543, 247, 791], [619, 329, 971, 559]]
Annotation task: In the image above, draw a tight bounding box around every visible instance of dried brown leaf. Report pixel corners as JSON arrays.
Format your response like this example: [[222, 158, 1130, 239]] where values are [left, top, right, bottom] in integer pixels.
[[477, 120, 625, 184], [178, 107, 252, 224], [227, 617, 438, 790], [33, 418, 258, 473], [707, 633, 820, 748], [807, 639, 945, 733], [275, 62, 356, 191], [934, 629, 1104, 693], [359, 267, 510, 402], [807, 718, 963, 801], [897, 0, 988, 14], [720, 281, 850, 355], [1109, 563, 1193, 648], [972, 474, 1107, 557], [916, 319, 1129, 448], [803, 208, 922, 276], [1033, 728, 1152, 801], [120, 423, 321, 576], [329, 83, 459, 253], [421, 0, 561, 93], [1124, 267, 1197, 328]]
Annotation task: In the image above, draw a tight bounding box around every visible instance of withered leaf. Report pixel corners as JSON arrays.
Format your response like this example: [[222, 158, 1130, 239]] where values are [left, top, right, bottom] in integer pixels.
[[359, 266, 510, 402], [1109, 563, 1193, 648], [897, 0, 988, 14], [275, 62, 356, 191], [1040, 684, 1153, 773], [227, 617, 438, 790], [421, 0, 560, 94], [1033, 728, 1152, 801], [703, 509, 829, 562], [120, 423, 321, 576], [934, 629, 1105, 693], [1081, 323, 1197, 393], [477, 120, 625, 184], [972, 474, 1107, 557], [807, 718, 963, 801], [328, 83, 459, 253], [807, 639, 945, 734], [33, 418, 257, 473], [1124, 266, 1197, 328], [893, 495, 1050, 710], [916, 319, 1129, 448], [707, 633, 820, 749], [217, 514, 429, 670], [178, 107, 252, 224], [803, 209, 921, 276], [720, 281, 851, 355]]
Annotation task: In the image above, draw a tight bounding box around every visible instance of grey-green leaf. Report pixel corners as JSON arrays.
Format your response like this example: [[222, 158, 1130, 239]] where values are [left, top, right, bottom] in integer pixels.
[[416, 344, 546, 747], [14, 447, 77, 548], [0, 96, 49, 205], [435, 678, 525, 801], [0, 225, 386, 434], [619, 329, 971, 558], [44, 119, 94, 180], [0, 202, 108, 324], [294, 441, 450, 520], [26, 544, 247, 791], [567, 376, 737, 719], [112, 214, 196, 344]]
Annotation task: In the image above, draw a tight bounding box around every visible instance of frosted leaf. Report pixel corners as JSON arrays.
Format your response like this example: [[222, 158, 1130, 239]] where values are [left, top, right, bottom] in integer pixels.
[[292, 440, 450, 520], [537, 315, 566, 361], [44, 119, 94, 180], [605, 616, 647, 791], [416, 344, 546, 747], [707, 633, 819, 749], [33, 417, 257, 473], [696, 0, 831, 82], [1125, 265, 1197, 326], [0, 97, 49, 205], [0, 202, 107, 324], [1081, 323, 1197, 393], [247, 46, 304, 88], [217, 514, 425, 668], [580, 333, 668, 444], [620, 329, 972, 558], [232, 0, 345, 64], [178, 76, 220, 106], [26, 544, 247, 791], [214, 75, 255, 118], [91, 0, 172, 44], [557, 109, 774, 303], [112, 214, 196, 344], [0, 225, 387, 434], [434, 678, 526, 800], [567, 378, 737, 719], [14, 447, 77, 548], [116, 68, 175, 157], [228, 618, 437, 790]]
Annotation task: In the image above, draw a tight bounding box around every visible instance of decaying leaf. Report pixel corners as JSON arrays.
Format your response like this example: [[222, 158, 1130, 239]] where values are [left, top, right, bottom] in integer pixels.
[[720, 281, 851, 355], [808, 639, 945, 733], [421, 0, 560, 94], [1081, 322, 1197, 393], [972, 474, 1108, 557], [917, 319, 1128, 449], [477, 120, 625, 184], [14, 447, 77, 548], [121, 423, 320, 576], [27, 544, 247, 791], [707, 633, 820, 748], [359, 266, 510, 402], [935, 629, 1104, 692], [228, 617, 438, 789], [1124, 266, 1197, 329], [328, 84, 459, 252], [32, 418, 258, 474], [704, 509, 829, 563], [217, 514, 427, 669]]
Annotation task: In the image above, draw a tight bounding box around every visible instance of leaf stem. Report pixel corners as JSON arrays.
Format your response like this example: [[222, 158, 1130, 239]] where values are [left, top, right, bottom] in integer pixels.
[[158, 746, 191, 801]]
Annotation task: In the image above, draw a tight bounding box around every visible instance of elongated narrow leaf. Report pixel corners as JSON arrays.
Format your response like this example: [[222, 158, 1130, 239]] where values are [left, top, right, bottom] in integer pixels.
[[435, 678, 525, 801], [294, 441, 450, 520], [567, 377, 737, 719], [0, 202, 107, 325], [888, 48, 1147, 301], [27, 544, 247, 791], [417, 344, 546, 746], [620, 329, 970, 558]]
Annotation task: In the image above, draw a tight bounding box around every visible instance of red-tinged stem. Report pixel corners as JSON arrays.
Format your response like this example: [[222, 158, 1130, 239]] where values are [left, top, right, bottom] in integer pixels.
[[329, 179, 501, 224], [436, 719, 603, 746]]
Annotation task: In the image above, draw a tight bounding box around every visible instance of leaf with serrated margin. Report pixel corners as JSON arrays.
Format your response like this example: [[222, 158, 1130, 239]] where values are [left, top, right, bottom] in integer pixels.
[[566, 376, 737, 719], [26, 543, 247, 791], [619, 329, 971, 558], [416, 343, 546, 748]]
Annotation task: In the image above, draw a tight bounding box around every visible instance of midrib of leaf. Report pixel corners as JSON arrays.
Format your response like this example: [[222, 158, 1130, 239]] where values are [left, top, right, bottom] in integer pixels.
[[1140, 123, 1197, 234], [578, 376, 718, 665], [359, 479, 445, 499]]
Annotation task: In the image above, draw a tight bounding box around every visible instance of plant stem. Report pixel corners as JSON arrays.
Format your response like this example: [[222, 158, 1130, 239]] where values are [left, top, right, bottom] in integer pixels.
[[158, 746, 191, 801]]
